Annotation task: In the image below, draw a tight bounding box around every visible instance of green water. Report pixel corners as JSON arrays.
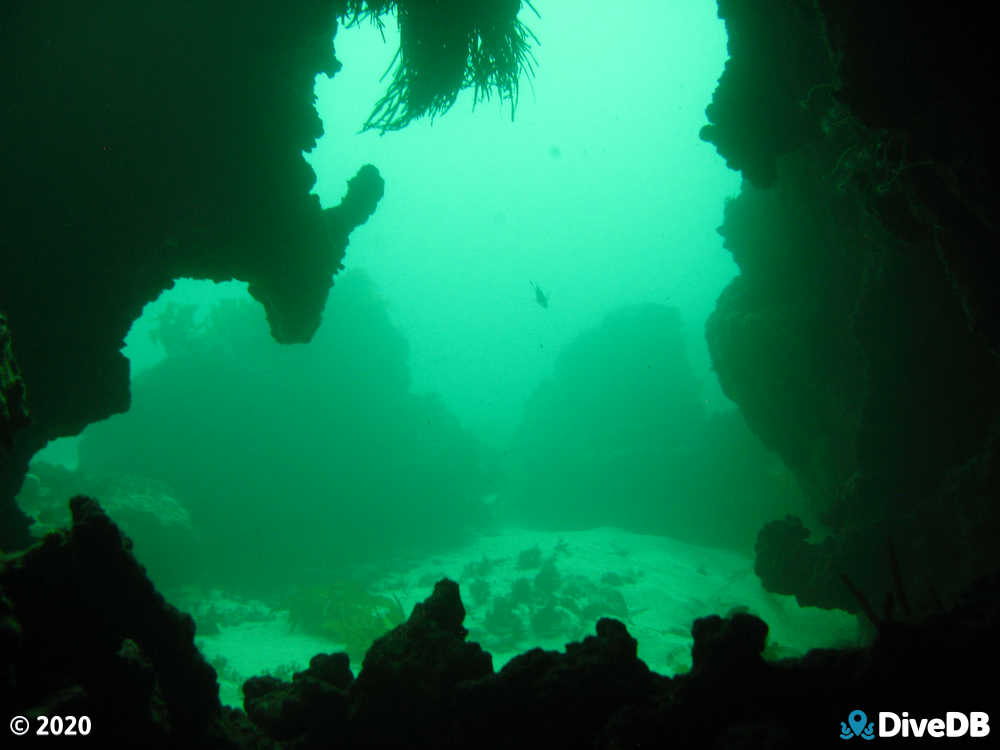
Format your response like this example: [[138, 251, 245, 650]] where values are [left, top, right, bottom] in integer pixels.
[[22, 2, 852, 680]]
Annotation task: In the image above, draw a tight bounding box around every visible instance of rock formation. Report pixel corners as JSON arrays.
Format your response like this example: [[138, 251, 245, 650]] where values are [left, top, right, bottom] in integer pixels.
[[702, 0, 1000, 614]]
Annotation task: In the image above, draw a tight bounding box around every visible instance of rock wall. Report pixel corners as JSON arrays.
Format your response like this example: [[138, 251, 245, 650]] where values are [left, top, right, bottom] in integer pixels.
[[702, 0, 1000, 612], [0, 1, 385, 549], [0, 315, 29, 457]]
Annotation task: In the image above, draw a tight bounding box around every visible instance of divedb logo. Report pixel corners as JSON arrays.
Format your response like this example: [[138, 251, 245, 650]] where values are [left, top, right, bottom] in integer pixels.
[[840, 709, 990, 740]]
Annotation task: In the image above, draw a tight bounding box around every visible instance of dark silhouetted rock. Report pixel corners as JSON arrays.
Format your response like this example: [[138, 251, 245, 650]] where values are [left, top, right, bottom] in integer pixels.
[[0, 496, 269, 748], [0, 1, 382, 551], [347, 579, 492, 747], [243, 652, 352, 746]]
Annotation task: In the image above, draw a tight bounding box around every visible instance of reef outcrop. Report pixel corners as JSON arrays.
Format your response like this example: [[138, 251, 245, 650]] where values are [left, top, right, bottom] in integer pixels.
[[503, 304, 810, 552]]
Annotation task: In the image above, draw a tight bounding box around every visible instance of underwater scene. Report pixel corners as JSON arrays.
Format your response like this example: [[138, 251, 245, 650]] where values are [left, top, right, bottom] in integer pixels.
[[15, 0, 853, 705], [18, 271, 855, 708], [3, 0, 998, 747]]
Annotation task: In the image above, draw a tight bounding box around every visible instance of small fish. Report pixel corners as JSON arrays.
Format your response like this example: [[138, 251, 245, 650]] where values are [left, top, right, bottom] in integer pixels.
[[530, 281, 548, 309]]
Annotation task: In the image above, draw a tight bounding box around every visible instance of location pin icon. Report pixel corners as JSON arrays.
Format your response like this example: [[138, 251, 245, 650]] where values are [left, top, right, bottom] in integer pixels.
[[849, 710, 867, 737]]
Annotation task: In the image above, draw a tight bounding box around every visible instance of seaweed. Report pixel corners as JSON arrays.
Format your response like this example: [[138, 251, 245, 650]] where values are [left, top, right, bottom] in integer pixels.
[[343, 0, 539, 132], [285, 581, 405, 663]]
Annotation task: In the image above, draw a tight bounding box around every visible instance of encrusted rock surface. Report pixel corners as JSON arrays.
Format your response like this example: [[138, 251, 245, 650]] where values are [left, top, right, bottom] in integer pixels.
[[4, 499, 998, 747]]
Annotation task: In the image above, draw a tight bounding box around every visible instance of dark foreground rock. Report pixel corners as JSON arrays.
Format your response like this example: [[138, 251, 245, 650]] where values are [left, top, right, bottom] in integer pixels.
[[0, 496, 269, 747], [0, 0, 387, 553], [4, 498, 998, 748]]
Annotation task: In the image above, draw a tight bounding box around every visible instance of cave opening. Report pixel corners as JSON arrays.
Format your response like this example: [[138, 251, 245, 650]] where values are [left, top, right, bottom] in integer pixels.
[[14, 0, 854, 706]]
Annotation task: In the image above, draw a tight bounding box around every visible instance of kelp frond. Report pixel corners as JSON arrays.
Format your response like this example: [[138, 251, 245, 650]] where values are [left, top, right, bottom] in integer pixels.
[[343, 0, 394, 35], [468, 1, 539, 115], [341, 0, 539, 133]]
